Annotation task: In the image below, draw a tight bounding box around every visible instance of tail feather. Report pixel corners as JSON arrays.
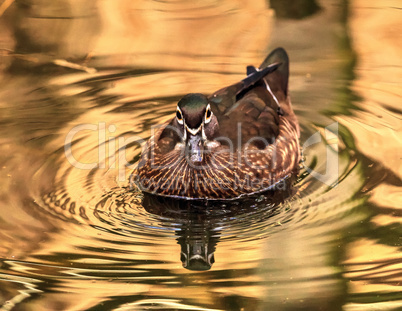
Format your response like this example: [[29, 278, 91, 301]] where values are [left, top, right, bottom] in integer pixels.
[[260, 47, 289, 95]]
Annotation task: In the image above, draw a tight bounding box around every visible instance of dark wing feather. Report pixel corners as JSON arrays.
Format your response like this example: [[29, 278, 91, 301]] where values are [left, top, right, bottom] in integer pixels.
[[208, 48, 289, 150], [246, 66, 258, 75], [208, 62, 280, 116]]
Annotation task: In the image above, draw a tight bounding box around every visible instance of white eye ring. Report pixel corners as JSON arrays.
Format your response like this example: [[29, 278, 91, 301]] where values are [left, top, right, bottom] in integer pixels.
[[205, 104, 212, 124], [176, 107, 184, 125]]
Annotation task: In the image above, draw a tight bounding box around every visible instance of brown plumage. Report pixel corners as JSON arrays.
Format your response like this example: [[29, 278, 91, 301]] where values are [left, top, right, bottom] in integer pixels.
[[134, 48, 300, 200]]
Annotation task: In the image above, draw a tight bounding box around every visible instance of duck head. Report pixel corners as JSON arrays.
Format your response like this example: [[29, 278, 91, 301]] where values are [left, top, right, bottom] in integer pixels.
[[175, 93, 219, 165]]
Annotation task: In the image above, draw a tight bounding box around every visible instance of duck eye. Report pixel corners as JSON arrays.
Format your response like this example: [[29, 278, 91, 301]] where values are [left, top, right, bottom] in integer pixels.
[[205, 105, 212, 123], [176, 109, 183, 124]]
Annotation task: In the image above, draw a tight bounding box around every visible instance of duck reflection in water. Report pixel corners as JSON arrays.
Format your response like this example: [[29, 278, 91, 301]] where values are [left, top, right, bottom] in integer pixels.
[[142, 193, 220, 271], [177, 218, 219, 271], [141, 179, 295, 271]]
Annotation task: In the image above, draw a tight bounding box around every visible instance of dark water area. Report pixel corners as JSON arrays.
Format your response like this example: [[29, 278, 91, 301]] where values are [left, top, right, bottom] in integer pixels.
[[0, 0, 401, 310]]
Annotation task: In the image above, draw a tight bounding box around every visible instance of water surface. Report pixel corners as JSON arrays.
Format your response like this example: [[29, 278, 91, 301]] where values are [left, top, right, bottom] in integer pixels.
[[0, 0, 401, 310]]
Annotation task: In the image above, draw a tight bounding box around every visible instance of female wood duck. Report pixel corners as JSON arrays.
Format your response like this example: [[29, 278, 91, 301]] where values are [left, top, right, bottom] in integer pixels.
[[134, 48, 300, 200]]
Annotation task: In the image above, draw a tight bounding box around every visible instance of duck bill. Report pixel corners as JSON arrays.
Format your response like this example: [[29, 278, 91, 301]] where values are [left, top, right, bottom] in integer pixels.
[[186, 133, 204, 164]]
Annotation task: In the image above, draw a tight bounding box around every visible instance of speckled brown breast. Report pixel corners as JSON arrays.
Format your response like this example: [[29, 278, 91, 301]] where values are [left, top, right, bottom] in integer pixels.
[[135, 107, 299, 199]]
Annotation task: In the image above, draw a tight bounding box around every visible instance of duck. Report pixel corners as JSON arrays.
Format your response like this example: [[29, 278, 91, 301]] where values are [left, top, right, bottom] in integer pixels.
[[134, 47, 300, 200]]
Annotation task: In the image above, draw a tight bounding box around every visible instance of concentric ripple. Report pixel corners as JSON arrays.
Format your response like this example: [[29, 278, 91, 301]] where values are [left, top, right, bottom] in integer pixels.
[[0, 0, 401, 309], [0, 58, 373, 310], [29, 67, 364, 270]]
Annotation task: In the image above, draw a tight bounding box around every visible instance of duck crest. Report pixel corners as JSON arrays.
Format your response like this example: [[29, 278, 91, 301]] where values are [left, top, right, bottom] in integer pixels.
[[178, 93, 208, 129], [135, 48, 300, 200]]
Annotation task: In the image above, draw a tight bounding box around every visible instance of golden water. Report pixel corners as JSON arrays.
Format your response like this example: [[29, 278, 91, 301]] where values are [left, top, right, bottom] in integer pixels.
[[0, 0, 401, 310]]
